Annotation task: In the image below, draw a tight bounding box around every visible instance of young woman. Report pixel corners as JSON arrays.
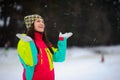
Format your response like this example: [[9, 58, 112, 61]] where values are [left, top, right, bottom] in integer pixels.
[[16, 14, 73, 80]]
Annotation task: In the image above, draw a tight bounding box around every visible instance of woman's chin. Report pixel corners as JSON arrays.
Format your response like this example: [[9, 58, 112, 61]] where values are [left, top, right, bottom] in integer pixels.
[[37, 30, 44, 33]]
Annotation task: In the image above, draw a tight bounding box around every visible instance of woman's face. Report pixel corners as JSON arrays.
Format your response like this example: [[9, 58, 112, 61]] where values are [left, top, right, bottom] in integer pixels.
[[34, 18, 45, 32]]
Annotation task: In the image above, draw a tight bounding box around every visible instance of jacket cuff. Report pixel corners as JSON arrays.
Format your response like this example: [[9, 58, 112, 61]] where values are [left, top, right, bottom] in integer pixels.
[[59, 37, 64, 41]]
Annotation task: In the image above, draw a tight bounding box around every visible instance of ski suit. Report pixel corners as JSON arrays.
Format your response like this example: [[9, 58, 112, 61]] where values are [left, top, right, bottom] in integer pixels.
[[17, 32, 67, 80]]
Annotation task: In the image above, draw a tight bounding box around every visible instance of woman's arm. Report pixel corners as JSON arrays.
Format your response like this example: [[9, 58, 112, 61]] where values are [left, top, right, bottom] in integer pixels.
[[52, 37, 67, 62], [52, 32, 73, 62], [16, 34, 38, 66]]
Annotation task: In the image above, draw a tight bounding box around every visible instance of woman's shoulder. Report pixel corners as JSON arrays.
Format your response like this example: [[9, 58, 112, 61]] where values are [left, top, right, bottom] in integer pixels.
[[16, 33, 33, 42]]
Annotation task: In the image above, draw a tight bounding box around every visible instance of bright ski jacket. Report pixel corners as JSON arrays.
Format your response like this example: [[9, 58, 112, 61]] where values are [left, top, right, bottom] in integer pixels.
[[17, 32, 67, 80]]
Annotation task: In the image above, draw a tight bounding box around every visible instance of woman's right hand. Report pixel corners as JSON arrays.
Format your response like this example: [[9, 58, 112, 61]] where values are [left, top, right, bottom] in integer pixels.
[[16, 33, 33, 42]]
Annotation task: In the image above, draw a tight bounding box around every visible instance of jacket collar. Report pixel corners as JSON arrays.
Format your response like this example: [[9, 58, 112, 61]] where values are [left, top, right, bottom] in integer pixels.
[[34, 31, 43, 41]]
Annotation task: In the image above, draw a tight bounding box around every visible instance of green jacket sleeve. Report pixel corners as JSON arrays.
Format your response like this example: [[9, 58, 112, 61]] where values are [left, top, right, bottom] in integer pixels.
[[53, 38, 67, 62]]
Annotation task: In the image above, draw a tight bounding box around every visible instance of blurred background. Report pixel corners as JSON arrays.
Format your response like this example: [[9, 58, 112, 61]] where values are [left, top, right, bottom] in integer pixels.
[[1, 0, 120, 80], [0, 0, 120, 47]]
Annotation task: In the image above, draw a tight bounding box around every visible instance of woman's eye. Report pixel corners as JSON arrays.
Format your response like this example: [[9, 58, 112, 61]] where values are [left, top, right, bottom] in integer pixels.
[[36, 19, 44, 23], [37, 20, 40, 22], [42, 21, 44, 23]]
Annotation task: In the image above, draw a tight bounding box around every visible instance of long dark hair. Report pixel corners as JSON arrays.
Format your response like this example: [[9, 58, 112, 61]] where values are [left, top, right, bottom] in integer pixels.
[[26, 24, 54, 54]]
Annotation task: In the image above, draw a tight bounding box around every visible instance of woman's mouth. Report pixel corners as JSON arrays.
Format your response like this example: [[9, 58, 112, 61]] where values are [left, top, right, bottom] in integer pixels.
[[38, 26, 44, 29]]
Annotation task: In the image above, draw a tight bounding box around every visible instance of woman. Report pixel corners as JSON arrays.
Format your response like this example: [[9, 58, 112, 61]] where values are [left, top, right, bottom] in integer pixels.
[[16, 14, 73, 80]]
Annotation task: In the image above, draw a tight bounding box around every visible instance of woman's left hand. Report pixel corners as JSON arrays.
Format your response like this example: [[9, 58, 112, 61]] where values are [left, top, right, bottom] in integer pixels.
[[59, 32, 73, 39]]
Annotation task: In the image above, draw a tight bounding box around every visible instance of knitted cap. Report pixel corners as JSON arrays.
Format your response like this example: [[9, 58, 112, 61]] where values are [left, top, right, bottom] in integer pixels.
[[24, 14, 42, 29]]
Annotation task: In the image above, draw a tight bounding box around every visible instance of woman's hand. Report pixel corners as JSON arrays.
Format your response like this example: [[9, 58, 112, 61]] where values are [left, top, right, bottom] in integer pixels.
[[16, 33, 32, 42], [59, 32, 73, 39]]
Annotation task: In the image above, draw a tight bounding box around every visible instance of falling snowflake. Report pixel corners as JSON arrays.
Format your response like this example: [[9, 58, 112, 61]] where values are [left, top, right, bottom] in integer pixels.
[[113, 1, 117, 5], [44, 5, 47, 8], [90, 3, 93, 6], [117, 18, 119, 21]]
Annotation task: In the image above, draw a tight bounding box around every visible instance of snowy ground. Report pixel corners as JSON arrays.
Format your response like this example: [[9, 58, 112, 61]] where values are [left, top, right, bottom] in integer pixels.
[[0, 45, 120, 80]]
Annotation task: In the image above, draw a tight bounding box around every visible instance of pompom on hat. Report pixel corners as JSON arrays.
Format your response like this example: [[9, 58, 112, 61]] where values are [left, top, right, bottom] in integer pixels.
[[24, 14, 42, 29]]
